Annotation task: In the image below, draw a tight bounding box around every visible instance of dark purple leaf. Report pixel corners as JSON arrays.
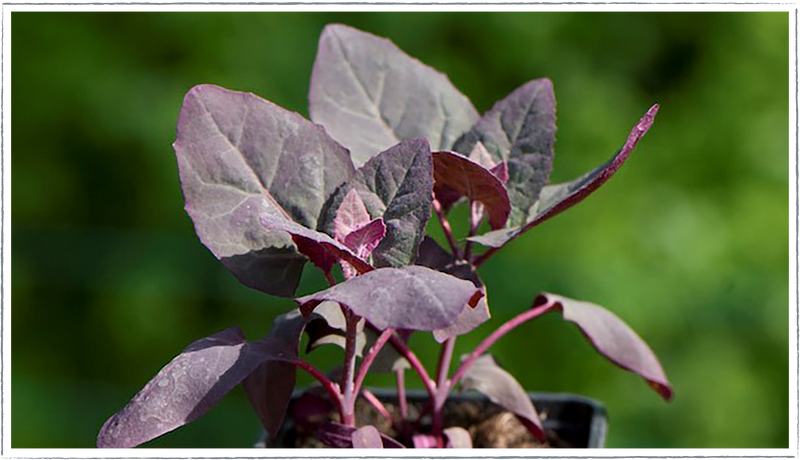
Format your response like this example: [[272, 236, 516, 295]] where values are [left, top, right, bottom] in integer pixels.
[[412, 434, 439, 448], [173, 84, 355, 297], [352, 425, 384, 448], [289, 389, 335, 431], [260, 210, 373, 275], [453, 79, 556, 226], [444, 427, 473, 448], [415, 238, 490, 342], [321, 139, 434, 268], [317, 422, 405, 448], [295, 266, 482, 331], [470, 104, 659, 249], [243, 309, 308, 437], [460, 354, 545, 442], [432, 151, 510, 229], [309, 24, 479, 167], [98, 327, 293, 448], [534, 292, 673, 400]]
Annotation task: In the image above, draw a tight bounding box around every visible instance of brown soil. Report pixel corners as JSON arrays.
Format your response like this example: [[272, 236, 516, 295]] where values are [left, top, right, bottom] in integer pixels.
[[279, 396, 572, 448]]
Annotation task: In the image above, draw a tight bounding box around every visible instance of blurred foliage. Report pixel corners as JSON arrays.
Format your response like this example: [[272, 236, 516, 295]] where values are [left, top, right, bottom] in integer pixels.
[[11, 12, 788, 448]]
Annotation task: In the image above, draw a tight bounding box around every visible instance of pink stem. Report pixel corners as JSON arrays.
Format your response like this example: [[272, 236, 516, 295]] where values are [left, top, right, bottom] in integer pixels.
[[325, 271, 337, 287], [450, 300, 555, 389], [473, 246, 498, 268], [387, 332, 437, 400], [340, 311, 360, 426], [432, 197, 460, 258], [396, 368, 407, 419], [296, 360, 345, 421], [431, 337, 456, 437], [361, 389, 393, 422], [353, 328, 395, 396], [364, 322, 437, 401], [463, 200, 480, 262]]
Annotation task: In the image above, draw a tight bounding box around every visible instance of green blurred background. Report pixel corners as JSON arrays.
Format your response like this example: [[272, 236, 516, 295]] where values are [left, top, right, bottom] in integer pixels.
[[11, 12, 789, 448]]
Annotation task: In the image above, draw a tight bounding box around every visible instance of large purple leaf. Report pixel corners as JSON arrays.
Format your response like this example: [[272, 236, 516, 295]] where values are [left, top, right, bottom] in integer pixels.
[[352, 425, 384, 448], [432, 151, 510, 229], [174, 84, 355, 297], [460, 354, 545, 442], [243, 309, 308, 437], [453, 79, 556, 226], [534, 292, 673, 400], [295, 266, 482, 331], [309, 24, 479, 167], [470, 105, 659, 249], [415, 238, 491, 342], [321, 139, 433, 268], [259, 210, 373, 275], [317, 422, 405, 448], [98, 327, 293, 448]]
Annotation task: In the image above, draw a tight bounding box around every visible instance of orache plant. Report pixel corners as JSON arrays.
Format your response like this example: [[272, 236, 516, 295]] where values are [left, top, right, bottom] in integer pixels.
[[98, 24, 672, 449]]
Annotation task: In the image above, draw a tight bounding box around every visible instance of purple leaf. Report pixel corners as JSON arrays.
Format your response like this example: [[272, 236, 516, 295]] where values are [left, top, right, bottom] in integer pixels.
[[321, 139, 434, 268], [295, 266, 483, 331], [352, 425, 384, 448], [289, 390, 335, 430], [434, 296, 491, 343], [309, 24, 479, 167], [534, 292, 673, 400], [415, 238, 490, 342], [470, 105, 659, 249], [460, 354, 546, 442], [173, 84, 355, 297], [317, 422, 405, 448], [444, 427, 473, 448], [333, 189, 372, 241], [260, 210, 373, 275], [98, 327, 292, 448], [243, 309, 308, 437], [453, 79, 556, 226], [432, 151, 511, 229]]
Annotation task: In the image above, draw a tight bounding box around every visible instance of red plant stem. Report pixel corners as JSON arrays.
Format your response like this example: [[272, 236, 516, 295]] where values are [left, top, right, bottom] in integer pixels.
[[325, 271, 337, 287], [295, 360, 345, 421], [450, 300, 555, 389], [387, 331, 437, 400], [396, 368, 407, 419], [431, 337, 456, 437], [473, 246, 499, 268], [463, 201, 480, 262], [432, 197, 460, 258], [340, 310, 361, 426], [364, 322, 437, 401], [361, 389, 393, 422], [353, 328, 395, 397]]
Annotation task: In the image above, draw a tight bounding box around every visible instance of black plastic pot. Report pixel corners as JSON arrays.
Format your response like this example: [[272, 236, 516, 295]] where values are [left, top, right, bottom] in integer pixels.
[[260, 389, 608, 448]]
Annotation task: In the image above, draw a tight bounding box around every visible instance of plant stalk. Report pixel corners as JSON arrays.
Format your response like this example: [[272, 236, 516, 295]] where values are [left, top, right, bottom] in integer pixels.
[[340, 310, 360, 426], [432, 197, 460, 258], [396, 368, 407, 419], [431, 337, 456, 438], [353, 328, 394, 397], [450, 300, 555, 388], [295, 360, 345, 421]]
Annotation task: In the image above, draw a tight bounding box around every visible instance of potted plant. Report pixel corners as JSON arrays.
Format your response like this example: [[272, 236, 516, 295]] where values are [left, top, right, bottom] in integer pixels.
[[97, 24, 672, 449]]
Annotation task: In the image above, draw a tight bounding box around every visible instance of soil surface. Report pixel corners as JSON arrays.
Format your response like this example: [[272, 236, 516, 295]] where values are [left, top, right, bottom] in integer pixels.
[[277, 395, 575, 448]]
